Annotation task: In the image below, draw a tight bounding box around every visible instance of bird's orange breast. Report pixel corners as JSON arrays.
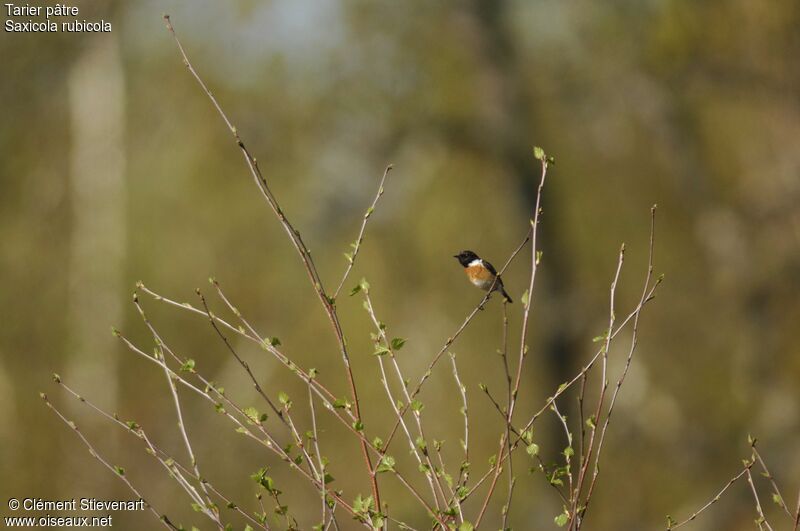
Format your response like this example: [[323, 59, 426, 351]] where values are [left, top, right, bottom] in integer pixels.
[[465, 264, 494, 289]]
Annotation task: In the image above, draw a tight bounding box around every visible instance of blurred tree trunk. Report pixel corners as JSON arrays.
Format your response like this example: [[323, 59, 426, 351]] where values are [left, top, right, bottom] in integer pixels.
[[65, 37, 126, 426]]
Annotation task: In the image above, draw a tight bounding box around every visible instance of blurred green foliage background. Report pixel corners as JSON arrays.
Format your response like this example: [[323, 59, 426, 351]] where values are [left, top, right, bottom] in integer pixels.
[[1, 1, 799, 529]]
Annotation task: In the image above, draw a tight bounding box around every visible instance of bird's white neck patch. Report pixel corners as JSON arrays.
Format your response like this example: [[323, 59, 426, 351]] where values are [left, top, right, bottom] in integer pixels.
[[468, 258, 482, 267]]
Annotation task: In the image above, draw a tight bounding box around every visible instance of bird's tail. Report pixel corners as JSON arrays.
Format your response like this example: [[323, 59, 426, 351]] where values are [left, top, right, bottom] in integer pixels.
[[500, 286, 513, 303]]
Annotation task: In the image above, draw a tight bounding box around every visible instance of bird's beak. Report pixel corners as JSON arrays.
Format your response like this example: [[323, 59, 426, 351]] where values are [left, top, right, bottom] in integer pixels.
[[453, 254, 459, 258]]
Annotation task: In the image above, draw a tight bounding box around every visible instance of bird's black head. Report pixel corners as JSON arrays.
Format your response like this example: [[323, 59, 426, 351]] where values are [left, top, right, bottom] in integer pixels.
[[454, 250, 479, 267]]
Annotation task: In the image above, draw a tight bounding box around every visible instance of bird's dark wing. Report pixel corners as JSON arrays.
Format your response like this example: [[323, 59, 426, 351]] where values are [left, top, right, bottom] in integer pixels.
[[482, 259, 499, 276]]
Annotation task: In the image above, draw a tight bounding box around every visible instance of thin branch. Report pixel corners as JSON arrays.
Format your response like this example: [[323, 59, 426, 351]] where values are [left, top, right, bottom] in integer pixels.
[[569, 244, 625, 530], [309, 388, 335, 530], [751, 445, 793, 520], [53, 378, 269, 530], [746, 467, 775, 531], [334, 164, 393, 299], [476, 153, 549, 528], [449, 352, 470, 519], [197, 289, 284, 421], [667, 465, 751, 530], [132, 293, 221, 527], [515, 277, 662, 446], [460, 229, 663, 509], [579, 205, 657, 524], [114, 326, 370, 526], [380, 225, 532, 456], [552, 400, 574, 500], [41, 394, 179, 530], [208, 280, 354, 420], [162, 14, 379, 508], [499, 302, 516, 530], [128, 290, 440, 526], [363, 291, 445, 515]]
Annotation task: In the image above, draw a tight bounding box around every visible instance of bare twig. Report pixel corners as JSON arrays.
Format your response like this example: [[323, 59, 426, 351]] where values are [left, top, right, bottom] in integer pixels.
[[552, 400, 574, 499], [132, 287, 442, 526], [751, 445, 793, 520], [114, 326, 370, 526], [579, 206, 658, 525], [53, 378, 269, 530], [476, 153, 549, 527], [363, 290, 446, 515], [197, 289, 284, 421], [162, 15, 379, 508], [334, 165, 393, 298], [41, 394, 178, 530], [667, 465, 751, 530], [132, 293, 221, 527], [460, 218, 663, 510], [569, 244, 625, 529], [746, 467, 775, 531], [380, 225, 533, 457], [308, 388, 336, 530], [449, 352, 470, 520], [499, 302, 516, 530]]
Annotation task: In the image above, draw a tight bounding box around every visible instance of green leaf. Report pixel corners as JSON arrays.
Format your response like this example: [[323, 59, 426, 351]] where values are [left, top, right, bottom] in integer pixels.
[[533, 146, 545, 161], [278, 391, 290, 406], [459, 522, 474, 531], [563, 446, 574, 458], [350, 284, 362, 296], [373, 345, 391, 356], [372, 437, 384, 450], [376, 455, 396, 473], [390, 337, 406, 350], [554, 511, 569, 527], [520, 290, 530, 306], [415, 436, 427, 452], [113, 466, 125, 476], [180, 359, 196, 372], [332, 398, 351, 409], [251, 467, 276, 493], [410, 399, 424, 412], [521, 429, 533, 444], [353, 494, 374, 514], [772, 493, 784, 507], [244, 407, 264, 424], [526, 443, 540, 457], [443, 472, 453, 489]]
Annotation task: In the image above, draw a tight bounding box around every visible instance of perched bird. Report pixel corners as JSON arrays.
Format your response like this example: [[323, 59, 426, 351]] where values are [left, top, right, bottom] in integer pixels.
[[453, 250, 513, 303]]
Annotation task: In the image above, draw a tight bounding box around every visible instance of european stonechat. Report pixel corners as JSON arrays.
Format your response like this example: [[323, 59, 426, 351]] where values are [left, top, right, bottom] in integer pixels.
[[454, 250, 513, 303]]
